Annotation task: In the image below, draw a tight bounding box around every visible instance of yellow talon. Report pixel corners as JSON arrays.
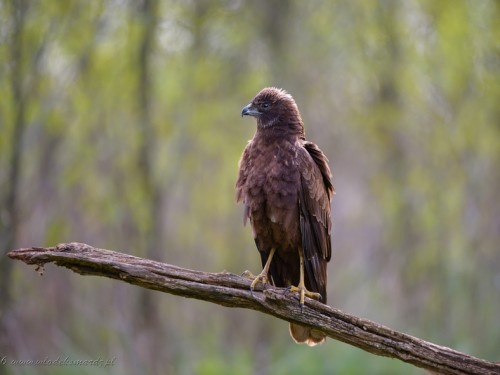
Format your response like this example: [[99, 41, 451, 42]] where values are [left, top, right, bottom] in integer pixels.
[[287, 284, 322, 308], [250, 272, 269, 291], [288, 250, 322, 310], [245, 248, 276, 295], [241, 270, 255, 279]]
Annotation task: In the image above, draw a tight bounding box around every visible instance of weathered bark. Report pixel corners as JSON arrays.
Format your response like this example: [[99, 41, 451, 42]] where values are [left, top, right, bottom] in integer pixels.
[[7, 243, 499, 375]]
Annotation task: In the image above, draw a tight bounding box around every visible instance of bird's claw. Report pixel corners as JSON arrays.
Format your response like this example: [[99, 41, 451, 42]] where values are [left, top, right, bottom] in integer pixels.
[[241, 270, 270, 296], [285, 285, 322, 311], [250, 273, 269, 294], [241, 270, 255, 279]]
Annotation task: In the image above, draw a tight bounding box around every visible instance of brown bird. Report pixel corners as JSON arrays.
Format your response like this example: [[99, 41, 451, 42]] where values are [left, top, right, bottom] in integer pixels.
[[236, 87, 334, 346]]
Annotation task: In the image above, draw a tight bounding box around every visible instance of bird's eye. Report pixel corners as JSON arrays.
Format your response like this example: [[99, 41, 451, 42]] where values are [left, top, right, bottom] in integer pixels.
[[262, 102, 270, 109]]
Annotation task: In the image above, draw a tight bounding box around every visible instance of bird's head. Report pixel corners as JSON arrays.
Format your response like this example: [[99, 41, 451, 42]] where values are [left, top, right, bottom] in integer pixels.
[[241, 87, 304, 134]]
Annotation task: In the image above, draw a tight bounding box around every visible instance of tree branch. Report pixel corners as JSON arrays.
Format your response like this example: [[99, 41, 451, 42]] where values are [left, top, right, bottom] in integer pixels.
[[7, 243, 499, 375]]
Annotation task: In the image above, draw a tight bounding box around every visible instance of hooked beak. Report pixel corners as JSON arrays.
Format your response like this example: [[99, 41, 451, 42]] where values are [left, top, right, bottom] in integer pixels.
[[241, 103, 261, 117]]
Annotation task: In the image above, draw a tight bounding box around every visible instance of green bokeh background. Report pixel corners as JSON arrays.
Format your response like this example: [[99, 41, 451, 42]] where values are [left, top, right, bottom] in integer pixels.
[[1, 1, 499, 374]]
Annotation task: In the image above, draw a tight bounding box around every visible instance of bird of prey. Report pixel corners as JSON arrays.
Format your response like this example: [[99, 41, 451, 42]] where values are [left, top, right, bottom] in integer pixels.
[[236, 87, 334, 346]]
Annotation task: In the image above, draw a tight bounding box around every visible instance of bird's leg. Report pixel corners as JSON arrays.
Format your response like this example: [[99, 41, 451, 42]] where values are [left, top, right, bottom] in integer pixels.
[[288, 251, 322, 309], [249, 248, 276, 293]]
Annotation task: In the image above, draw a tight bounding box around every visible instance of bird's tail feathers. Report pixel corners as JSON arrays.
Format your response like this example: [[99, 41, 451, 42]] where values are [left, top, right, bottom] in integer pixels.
[[289, 323, 326, 346]]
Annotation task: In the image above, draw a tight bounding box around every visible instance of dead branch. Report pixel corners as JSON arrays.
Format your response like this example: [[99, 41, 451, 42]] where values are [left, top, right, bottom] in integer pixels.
[[7, 242, 499, 375]]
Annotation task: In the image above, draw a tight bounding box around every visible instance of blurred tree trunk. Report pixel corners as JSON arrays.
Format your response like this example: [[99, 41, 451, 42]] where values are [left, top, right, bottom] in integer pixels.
[[136, 0, 160, 262], [371, 0, 420, 314], [258, 0, 292, 85], [133, 0, 164, 372], [0, 0, 28, 309]]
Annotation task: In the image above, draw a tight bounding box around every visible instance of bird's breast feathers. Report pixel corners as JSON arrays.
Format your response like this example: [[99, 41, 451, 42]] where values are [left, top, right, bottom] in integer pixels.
[[241, 140, 301, 221]]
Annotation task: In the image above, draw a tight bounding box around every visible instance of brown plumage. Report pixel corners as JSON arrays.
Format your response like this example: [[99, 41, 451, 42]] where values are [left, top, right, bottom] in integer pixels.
[[236, 87, 334, 346]]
